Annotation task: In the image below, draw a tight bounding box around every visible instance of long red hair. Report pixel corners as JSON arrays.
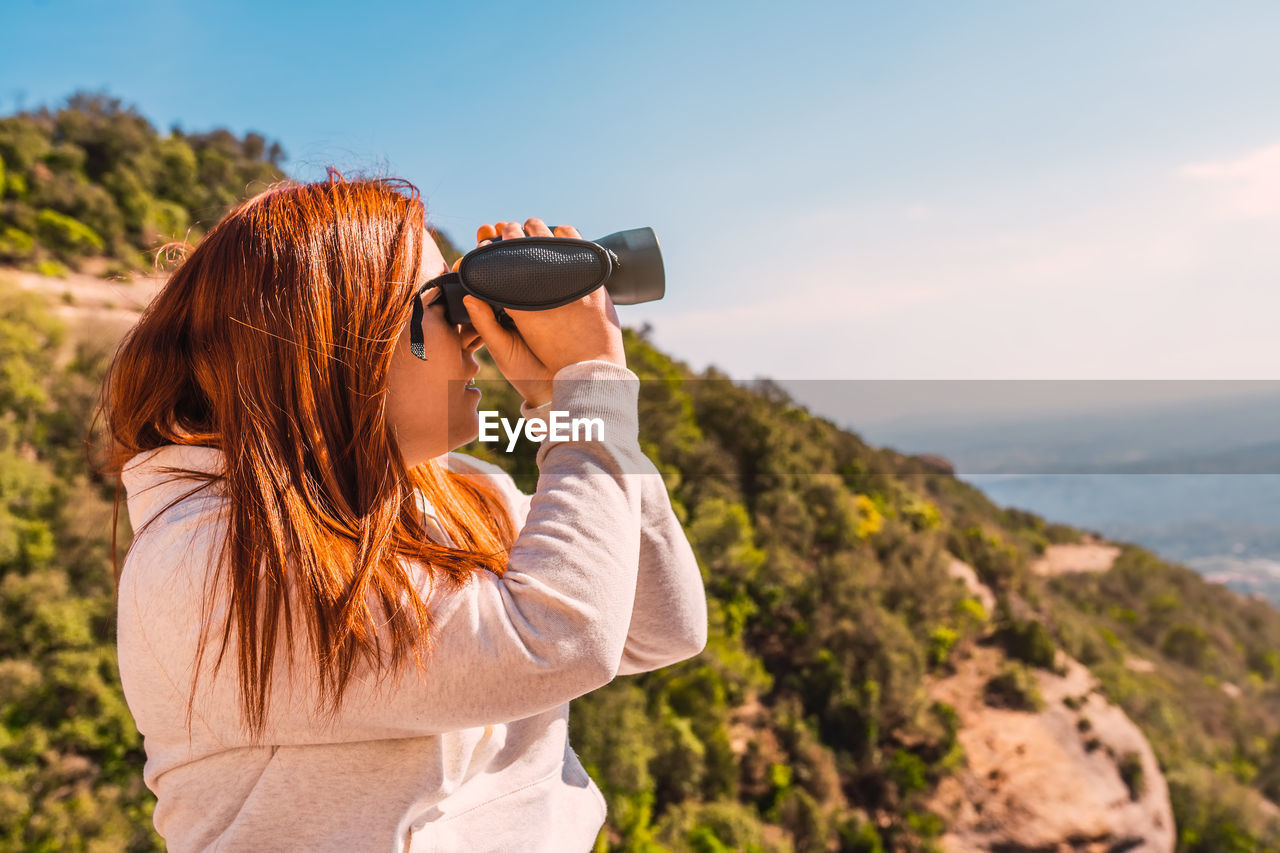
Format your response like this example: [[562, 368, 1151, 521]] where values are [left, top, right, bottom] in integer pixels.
[[102, 172, 515, 736]]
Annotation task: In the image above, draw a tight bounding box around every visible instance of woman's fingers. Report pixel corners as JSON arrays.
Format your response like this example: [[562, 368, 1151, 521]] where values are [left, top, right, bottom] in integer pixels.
[[463, 294, 553, 401], [479, 219, 578, 241], [524, 217, 553, 237], [476, 219, 578, 247]]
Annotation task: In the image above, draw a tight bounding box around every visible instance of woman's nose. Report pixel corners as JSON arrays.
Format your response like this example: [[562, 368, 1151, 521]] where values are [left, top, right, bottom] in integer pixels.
[[460, 323, 482, 351]]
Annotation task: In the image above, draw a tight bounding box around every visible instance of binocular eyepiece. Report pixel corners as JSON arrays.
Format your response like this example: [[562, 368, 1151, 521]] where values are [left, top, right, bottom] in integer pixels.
[[410, 227, 664, 360]]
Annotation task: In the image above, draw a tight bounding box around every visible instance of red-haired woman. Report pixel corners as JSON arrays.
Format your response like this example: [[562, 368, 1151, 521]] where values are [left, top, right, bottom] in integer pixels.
[[104, 175, 707, 852]]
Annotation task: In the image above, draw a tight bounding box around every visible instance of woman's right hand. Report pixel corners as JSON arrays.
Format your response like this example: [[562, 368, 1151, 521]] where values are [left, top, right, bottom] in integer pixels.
[[463, 219, 627, 401]]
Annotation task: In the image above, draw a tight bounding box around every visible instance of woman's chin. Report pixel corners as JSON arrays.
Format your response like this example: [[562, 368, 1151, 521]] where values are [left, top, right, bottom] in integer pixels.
[[447, 410, 482, 451]]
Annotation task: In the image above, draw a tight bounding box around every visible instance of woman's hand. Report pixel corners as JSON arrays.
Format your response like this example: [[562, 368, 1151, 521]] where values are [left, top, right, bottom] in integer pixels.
[[463, 218, 626, 407]]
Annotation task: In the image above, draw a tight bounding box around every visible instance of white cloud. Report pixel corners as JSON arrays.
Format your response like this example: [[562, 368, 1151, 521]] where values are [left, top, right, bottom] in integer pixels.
[[1178, 143, 1280, 219]]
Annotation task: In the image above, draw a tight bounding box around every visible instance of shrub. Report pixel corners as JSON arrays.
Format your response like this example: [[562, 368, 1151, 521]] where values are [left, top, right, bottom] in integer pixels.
[[887, 748, 930, 797], [836, 817, 885, 853], [34, 260, 68, 278], [1168, 765, 1277, 852], [1161, 624, 1212, 668], [1099, 627, 1122, 650], [954, 596, 988, 628], [34, 208, 104, 260], [901, 497, 941, 532], [950, 526, 1021, 592], [653, 799, 789, 853], [983, 663, 1044, 712], [994, 618, 1058, 670], [774, 787, 827, 853], [904, 808, 944, 838], [142, 198, 189, 244], [0, 226, 34, 260], [1121, 747, 1152, 799], [926, 626, 958, 669]]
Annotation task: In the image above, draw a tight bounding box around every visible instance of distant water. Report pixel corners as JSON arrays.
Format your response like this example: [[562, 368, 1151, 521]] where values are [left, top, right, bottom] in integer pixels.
[[1186, 555, 1280, 603], [834, 387, 1280, 609], [966, 473, 1280, 608]]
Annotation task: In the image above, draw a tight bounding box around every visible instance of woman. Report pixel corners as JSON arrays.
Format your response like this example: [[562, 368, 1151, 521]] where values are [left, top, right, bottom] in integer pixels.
[[104, 174, 707, 852]]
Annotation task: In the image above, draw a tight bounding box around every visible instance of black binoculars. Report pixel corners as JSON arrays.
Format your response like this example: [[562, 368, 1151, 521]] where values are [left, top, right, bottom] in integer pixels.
[[410, 227, 665, 359]]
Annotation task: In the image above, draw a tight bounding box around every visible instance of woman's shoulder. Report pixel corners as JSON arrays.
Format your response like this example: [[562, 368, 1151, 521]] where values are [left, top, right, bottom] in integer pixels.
[[117, 447, 228, 629], [443, 452, 529, 515], [120, 445, 225, 532], [442, 451, 507, 477], [444, 452, 520, 489]]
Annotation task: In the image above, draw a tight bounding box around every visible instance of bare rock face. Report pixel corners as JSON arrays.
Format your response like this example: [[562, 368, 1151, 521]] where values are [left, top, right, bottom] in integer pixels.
[[917, 454, 956, 476], [925, 645, 1175, 852], [1030, 541, 1122, 578]]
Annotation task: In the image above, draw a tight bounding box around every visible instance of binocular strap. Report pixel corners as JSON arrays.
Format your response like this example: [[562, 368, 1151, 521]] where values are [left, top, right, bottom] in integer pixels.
[[409, 273, 459, 361], [410, 285, 427, 360]]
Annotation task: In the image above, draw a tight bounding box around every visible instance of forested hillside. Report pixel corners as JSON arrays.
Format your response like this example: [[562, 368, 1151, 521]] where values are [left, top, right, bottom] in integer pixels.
[[0, 92, 285, 276], [4, 96, 1280, 852]]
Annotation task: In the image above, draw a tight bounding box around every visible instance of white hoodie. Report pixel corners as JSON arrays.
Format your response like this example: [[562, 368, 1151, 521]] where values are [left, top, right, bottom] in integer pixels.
[[116, 360, 708, 852]]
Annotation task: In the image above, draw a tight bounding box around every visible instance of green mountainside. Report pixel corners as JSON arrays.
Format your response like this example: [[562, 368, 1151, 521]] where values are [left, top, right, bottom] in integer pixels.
[[3, 96, 1280, 852], [0, 92, 285, 277]]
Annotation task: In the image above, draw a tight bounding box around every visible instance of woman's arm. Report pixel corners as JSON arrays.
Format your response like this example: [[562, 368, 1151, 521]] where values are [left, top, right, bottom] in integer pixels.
[[616, 463, 709, 675], [509, 398, 707, 675], [453, 408, 708, 679]]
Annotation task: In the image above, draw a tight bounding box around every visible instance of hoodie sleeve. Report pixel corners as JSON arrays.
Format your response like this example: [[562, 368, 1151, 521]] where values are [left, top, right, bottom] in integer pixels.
[[448, 400, 708, 677], [512, 396, 708, 677], [613, 461, 708, 675]]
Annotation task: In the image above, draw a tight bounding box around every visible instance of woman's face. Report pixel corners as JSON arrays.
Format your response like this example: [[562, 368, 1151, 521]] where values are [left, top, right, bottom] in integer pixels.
[[385, 231, 484, 467]]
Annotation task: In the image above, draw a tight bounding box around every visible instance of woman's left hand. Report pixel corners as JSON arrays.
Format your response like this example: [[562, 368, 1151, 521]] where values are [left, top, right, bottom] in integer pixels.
[[463, 218, 580, 408]]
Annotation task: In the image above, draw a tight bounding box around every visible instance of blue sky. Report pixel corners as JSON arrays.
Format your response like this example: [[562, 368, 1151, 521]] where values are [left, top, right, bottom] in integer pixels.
[[6, 0, 1280, 400]]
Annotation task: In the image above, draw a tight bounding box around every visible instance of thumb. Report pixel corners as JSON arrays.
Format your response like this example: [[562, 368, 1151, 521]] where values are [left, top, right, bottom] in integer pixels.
[[464, 296, 518, 358]]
